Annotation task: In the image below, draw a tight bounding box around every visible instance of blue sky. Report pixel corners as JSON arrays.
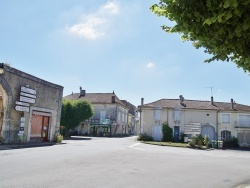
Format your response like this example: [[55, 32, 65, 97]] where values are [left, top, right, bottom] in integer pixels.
[[1, 0, 250, 106]]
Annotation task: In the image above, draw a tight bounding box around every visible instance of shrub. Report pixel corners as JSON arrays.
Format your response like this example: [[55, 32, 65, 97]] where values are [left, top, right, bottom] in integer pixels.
[[204, 135, 210, 148], [0, 136, 3, 144], [56, 134, 64, 143], [189, 140, 195, 147], [223, 137, 239, 148], [137, 133, 153, 141], [189, 135, 204, 148], [162, 122, 173, 142]]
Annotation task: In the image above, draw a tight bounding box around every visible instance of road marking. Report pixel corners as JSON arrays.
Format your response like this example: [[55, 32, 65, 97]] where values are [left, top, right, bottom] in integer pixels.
[[127, 143, 144, 151]]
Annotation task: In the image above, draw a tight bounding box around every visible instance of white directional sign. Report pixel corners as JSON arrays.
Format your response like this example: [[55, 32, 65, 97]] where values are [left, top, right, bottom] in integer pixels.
[[20, 96, 35, 104], [20, 92, 36, 99], [21, 86, 37, 95], [15, 106, 30, 112], [15, 101, 30, 107]]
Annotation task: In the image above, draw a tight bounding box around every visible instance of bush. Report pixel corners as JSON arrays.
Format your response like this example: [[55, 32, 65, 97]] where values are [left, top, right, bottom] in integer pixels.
[[223, 137, 239, 148], [56, 134, 64, 143], [0, 136, 3, 144], [189, 135, 204, 148], [162, 122, 173, 142], [189, 140, 195, 147], [204, 135, 210, 148], [137, 133, 153, 141]]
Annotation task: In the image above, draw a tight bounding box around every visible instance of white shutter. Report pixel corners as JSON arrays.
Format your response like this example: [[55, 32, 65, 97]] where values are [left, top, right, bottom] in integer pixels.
[[100, 111, 106, 120], [221, 114, 230, 123]]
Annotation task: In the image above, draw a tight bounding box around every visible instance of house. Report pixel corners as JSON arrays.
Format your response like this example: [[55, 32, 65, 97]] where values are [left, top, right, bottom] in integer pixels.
[[64, 88, 136, 136], [138, 95, 250, 147], [121, 100, 137, 135], [0, 63, 63, 143]]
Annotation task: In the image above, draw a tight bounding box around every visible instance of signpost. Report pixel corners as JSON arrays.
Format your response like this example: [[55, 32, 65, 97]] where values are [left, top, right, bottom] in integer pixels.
[[20, 92, 36, 99], [21, 86, 36, 95], [15, 106, 30, 112], [15, 86, 37, 114], [15, 101, 30, 107], [20, 96, 35, 104]]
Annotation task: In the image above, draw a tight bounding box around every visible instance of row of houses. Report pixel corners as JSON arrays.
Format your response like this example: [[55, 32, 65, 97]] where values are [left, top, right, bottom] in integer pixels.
[[1, 64, 250, 147], [138, 95, 250, 147]]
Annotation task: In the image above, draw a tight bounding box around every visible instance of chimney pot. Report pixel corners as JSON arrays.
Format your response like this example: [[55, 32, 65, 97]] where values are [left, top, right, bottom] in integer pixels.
[[231, 98, 234, 110], [79, 87, 86, 98]]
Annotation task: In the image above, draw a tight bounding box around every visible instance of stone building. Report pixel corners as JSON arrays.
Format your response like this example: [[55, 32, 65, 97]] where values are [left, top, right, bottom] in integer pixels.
[[0, 63, 63, 143], [139, 95, 250, 146], [64, 88, 135, 136]]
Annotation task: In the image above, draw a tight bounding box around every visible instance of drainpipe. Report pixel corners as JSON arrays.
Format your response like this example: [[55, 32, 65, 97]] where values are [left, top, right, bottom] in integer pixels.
[[216, 110, 219, 148], [167, 108, 169, 125], [140, 98, 144, 135]]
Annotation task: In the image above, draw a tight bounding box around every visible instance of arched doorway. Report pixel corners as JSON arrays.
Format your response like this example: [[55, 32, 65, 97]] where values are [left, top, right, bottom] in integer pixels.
[[202, 124, 215, 141], [0, 77, 12, 143]]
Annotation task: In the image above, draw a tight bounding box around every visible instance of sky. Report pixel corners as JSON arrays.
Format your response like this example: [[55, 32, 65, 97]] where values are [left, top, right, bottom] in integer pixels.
[[1, 0, 250, 106]]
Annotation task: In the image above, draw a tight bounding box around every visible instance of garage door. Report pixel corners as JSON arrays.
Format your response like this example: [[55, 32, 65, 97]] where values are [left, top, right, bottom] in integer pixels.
[[202, 125, 215, 141]]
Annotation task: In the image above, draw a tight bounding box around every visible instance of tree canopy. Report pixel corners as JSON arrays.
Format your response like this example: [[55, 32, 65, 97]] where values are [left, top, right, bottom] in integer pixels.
[[150, 0, 250, 72], [60, 99, 94, 132]]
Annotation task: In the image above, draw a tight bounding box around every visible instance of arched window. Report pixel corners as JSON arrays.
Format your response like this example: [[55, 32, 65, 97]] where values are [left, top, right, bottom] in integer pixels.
[[221, 130, 231, 140]]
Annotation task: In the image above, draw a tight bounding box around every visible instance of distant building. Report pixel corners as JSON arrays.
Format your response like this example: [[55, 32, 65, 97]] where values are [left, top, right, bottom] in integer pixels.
[[138, 95, 250, 147], [0, 63, 63, 143], [64, 88, 136, 136]]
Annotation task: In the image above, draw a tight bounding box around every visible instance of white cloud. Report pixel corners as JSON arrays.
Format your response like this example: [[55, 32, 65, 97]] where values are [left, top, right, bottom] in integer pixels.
[[67, 0, 119, 40], [146, 62, 155, 68], [102, 0, 119, 14]]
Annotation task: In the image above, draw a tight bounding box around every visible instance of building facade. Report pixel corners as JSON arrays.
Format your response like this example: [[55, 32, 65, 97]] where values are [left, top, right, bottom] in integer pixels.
[[64, 88, 136, 136], [0, 63, 63, 143], [139, 95, 250, 147]]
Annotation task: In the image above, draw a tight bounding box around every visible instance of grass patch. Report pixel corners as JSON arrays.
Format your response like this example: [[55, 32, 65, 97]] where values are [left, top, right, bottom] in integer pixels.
[[143, 141, 189, 148]]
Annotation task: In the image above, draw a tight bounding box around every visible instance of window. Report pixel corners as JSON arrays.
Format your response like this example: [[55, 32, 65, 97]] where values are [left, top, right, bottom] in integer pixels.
[[174, 110, 180, 122], [117, 111, 120, 121], [239, 114, 250, 127], [100, 111, 106, 120], [221, 113, 231, 124], [154, 109, 161, 120], [122, 113, 124, 122], [221, 130, 231, 140]]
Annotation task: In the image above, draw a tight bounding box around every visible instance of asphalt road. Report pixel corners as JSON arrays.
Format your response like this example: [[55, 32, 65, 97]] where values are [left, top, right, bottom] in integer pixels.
[[1, 136, 250, 188]]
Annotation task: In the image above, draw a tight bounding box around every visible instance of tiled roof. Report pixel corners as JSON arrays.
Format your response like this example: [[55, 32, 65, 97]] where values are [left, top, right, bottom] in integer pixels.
[[63, 93, 126, 107], [121, 100, 136, 115], [140, 99, 250, 112]]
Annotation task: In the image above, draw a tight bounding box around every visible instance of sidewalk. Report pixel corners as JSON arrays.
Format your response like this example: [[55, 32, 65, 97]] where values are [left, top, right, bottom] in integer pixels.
[[0, 142, 57, 150]]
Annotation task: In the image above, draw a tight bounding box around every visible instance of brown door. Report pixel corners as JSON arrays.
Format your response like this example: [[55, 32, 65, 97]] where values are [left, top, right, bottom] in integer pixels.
[[31, 114, 50, 142], [42, 116, 50, 142]]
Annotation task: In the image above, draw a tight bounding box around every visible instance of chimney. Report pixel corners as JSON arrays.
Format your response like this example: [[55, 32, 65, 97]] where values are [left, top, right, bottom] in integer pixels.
[[141, 98, 144, 106], [112, 96, 116, 103], [231, 98, 235, 110], [79, 86, 86, 98], [211, 96, 214, 105]]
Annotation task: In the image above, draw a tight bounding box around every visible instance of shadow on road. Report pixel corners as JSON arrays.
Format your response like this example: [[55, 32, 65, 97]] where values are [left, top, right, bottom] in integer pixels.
[[65, 136, 92, 141]]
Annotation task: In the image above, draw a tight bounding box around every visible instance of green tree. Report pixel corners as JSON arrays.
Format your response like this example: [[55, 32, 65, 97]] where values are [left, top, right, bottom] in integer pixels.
[[60, 99, 94, 135], [162, 122, 173, 142], [150, 0, 250, 72]]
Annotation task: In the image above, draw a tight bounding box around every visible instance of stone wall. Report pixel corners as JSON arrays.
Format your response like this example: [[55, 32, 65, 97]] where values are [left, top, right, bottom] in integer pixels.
[[0, 64, 63, 143]]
